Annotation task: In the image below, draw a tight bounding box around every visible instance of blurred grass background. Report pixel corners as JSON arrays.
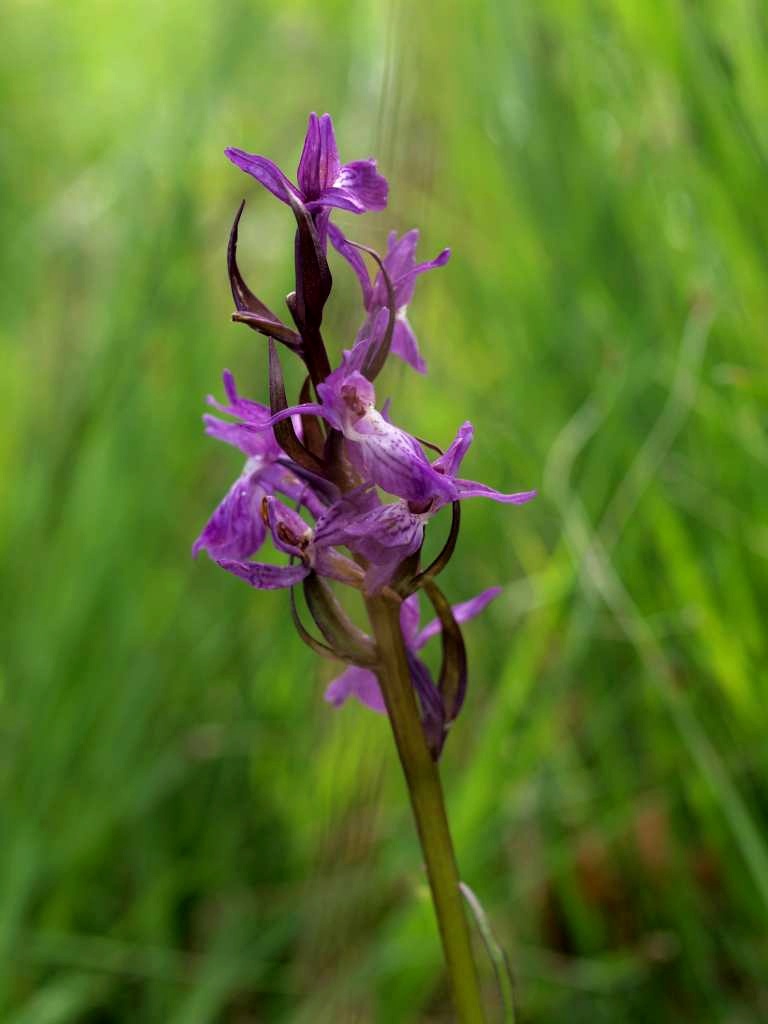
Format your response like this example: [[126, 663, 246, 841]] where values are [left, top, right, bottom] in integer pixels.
[[2, 0, 768, 1020]]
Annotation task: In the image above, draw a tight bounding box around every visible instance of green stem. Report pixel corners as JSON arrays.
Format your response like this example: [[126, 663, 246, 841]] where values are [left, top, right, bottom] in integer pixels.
[[365, 592, 487, 1023]]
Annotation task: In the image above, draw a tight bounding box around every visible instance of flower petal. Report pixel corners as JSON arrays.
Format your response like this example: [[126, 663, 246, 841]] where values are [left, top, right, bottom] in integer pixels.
[[315, 499, 425, 594], [335, 159, 388, 211], [297, 112, 341, 201], [324, 665, 386, 714], [396, 247, 451, 307], [215, 558, 310, 590], [322, 498, 423, 553], [415, 586, 502, 649], [192, 471, 267, 561], [305, 187, 368, 214], [433, 422, 474, 477], [370, 231, 450, 309], [207, 370, 272, 428], [453, 481, 538, 504], [348, 422, 455, 504], [203, 415, 274, 459], [382, 229, 420, 282], [391, 318, 427, 374], [224, 149, 299, 204], [333, 378, 454, 504]]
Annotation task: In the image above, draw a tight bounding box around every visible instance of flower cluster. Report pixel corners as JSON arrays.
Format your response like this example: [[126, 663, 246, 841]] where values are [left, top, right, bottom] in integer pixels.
[[195, 113, 534, 757]]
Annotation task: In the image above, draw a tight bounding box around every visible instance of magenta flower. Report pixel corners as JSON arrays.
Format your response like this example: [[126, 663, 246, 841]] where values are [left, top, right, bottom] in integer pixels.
[[253, 358, 457, 506], [226, 113, 388, 227], [329, 224, 450, 373], [192, 371, 304, 561], [310, 414, 534, 593]]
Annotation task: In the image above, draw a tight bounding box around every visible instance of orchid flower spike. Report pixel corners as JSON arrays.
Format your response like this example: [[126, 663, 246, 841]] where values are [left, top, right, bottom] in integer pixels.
[[197, 113, 536, 759], [198, 113, 538, 1019]]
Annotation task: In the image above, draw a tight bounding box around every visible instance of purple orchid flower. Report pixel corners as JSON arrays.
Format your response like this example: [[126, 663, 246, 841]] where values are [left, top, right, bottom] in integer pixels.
[[216, 495, 364, 592], [192, 370, 325, 561], [311, 418, 536, 592], [198, 366, 534, 595], [225, 113, 388, 244], [329, 224, 450, 374], [313, 493, 425, 594], [253, 356, 458, 506], [247, 364, 535, 593], [325, 586, 502, 713]]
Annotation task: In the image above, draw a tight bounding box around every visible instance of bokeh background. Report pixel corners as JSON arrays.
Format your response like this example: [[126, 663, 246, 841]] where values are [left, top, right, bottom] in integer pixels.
[[3, 0, 768, 1020]]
